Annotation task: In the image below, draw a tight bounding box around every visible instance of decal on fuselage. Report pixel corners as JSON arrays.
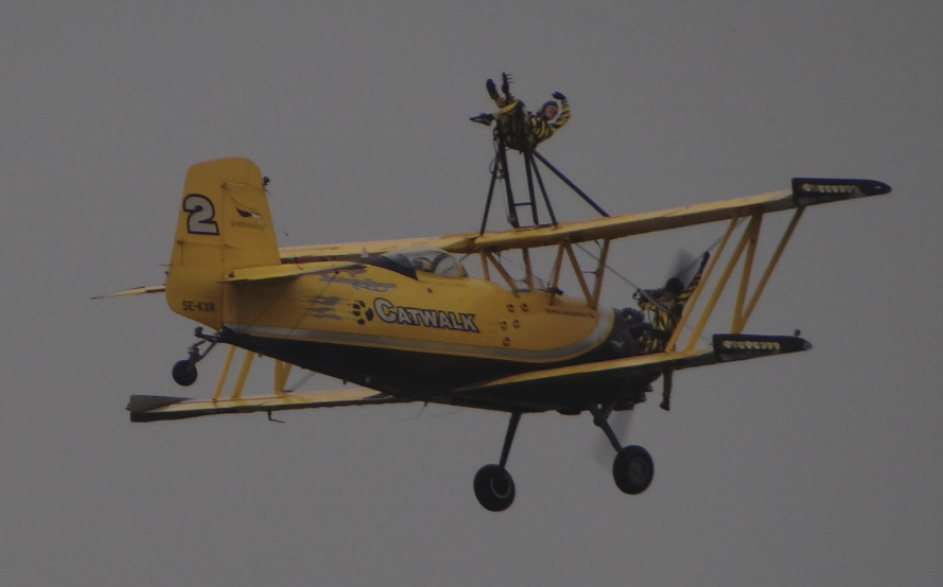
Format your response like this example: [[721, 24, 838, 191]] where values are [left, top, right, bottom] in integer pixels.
[[181, 300, 216, 313], [230, 200, 265, 230], [373, 297, 479, 333], [305, 295, 343, 320], [321, 273, 397, 292]]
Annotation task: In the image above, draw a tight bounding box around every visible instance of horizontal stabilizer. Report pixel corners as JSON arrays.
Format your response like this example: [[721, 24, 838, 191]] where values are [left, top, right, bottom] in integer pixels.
[[128, 388, 413, 422], [280, 235, 477, 264], [225, 260, 363, 283], [92, 284, 166, 299]]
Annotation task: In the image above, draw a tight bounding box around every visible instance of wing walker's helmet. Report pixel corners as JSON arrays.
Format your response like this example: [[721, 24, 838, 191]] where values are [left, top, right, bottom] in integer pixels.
[[540, 100, 558, 120]]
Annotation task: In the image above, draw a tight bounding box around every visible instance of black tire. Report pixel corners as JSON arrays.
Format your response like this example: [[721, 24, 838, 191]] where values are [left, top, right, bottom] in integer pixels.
[[474, 464, 516, 512], [172, 360, 198, 386], [613, 445, 654, 495]]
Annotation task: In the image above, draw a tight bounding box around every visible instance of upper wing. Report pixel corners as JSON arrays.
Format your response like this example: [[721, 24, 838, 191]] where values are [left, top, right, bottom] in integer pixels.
[[279, 178, 891, 261]]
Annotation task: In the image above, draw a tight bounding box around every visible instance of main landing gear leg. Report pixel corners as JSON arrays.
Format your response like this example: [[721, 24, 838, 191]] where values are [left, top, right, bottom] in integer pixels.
[[590, 403, 655, 495], [474, 411, 521, 512], [171, 327, 219, 386]]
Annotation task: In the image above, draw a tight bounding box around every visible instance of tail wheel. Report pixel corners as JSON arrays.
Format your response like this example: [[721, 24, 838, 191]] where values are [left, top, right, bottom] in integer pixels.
[[474, 464, 516, 512], [613, 445, 654, 495], [172, 360, 198, 386]]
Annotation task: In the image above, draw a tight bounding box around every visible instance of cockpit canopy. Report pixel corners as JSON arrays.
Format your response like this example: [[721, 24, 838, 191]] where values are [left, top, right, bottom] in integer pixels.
[[381, 249, 467, 277]]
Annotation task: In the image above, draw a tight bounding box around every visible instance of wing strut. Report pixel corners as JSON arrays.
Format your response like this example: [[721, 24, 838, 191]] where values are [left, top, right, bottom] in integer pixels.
[[666, 205, 809, 352]]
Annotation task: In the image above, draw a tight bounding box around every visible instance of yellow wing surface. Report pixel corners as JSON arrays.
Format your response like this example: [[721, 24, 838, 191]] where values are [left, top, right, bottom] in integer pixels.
[[127, 334, 811, 421], [95, 261, 363, 299], [457, 334, 810, 394], [128, 388, 412, 422], [280, 178, 891, 260], [225, 260, 363, 283]]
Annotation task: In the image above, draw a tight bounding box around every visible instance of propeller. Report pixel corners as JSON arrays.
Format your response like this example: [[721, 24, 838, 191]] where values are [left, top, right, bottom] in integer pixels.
[[636, 249, 699, 308], [668, 249, 698, 289]]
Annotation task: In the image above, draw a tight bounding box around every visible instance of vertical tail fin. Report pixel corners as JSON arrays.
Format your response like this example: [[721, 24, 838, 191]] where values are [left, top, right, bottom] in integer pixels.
[[165, 158, 280, 329]]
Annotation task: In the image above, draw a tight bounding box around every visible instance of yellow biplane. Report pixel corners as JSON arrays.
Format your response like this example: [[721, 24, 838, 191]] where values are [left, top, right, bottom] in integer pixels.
[[109, 157, 891, 511]]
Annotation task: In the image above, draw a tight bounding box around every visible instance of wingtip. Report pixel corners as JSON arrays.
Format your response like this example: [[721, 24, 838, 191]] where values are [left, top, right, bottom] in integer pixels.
[[712, 334, 813, 362], [791, 178, 892, 206], [127, 395, 190, 420]]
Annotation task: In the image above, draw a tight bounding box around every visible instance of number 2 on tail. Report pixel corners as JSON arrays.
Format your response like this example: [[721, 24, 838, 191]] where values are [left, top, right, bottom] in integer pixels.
[[183, 194, 219, 235]]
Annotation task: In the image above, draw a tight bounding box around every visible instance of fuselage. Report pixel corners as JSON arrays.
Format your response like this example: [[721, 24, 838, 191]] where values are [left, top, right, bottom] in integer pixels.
[[215, 260, 634, 400]]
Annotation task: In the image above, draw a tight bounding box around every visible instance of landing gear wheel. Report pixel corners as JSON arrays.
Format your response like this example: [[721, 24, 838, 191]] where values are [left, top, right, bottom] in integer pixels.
[[172, 360, 198, 386], [613, 445, 654, 495], [474, 464, 516, 512]]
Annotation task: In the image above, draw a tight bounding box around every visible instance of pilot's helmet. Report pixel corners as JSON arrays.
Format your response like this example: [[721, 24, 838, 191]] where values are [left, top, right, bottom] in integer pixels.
[[664, 277, 684, 296], [412, 257, 433, 272]]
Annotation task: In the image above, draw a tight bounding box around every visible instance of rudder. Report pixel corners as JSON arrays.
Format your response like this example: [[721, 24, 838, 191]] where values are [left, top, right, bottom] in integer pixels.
[[165, 158, 280, 329]]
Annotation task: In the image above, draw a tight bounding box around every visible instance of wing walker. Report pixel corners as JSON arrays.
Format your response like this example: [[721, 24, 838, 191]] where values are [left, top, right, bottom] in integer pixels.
[[104, 76, 893, 511]]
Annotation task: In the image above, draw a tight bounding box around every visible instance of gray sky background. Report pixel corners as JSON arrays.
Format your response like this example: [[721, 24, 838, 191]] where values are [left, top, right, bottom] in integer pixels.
[[1, 1, 940, 585]]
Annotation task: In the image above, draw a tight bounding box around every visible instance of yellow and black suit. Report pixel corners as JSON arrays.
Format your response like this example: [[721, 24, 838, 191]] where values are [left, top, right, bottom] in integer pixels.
[[638, 256, 707, 354], [523, 99, 570, 148], [488, 95, 570, 151]]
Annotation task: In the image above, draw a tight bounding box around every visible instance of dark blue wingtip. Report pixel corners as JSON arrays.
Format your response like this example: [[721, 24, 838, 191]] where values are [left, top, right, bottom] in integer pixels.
[[712, 334, 813, 362], [791, 178, 892, 206], [870, 180, 892, 196], [127, 395, 190, 422]]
